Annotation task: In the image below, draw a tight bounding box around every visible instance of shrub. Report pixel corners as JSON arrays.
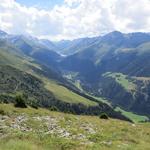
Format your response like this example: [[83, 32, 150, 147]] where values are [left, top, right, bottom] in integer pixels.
[[14, 93, 27, 108], [99, 113, 109, 119], [49, 106, 59, 111], [0, 109, 5, 115]]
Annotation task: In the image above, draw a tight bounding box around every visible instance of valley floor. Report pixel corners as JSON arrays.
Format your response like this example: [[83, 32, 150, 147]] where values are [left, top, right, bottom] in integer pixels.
[[0, 104, 150, 150]]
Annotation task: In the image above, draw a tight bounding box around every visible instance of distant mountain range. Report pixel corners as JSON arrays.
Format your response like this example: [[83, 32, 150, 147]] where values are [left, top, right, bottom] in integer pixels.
[[0, 30, 131, 121], [0, 29, 150, 119], [58, 31, 150, 117]]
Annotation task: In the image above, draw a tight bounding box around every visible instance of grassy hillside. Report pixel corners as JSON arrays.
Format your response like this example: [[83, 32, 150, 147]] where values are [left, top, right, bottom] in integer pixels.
[[79, 71, 150, 117], [78, 92, 149, 123], [44, 79, 97, 106], [0, 64, 97, 107], [63, 73, 150, 123], [103, 72, 136, 91], [0, 47, 42, 73], [115, 107, 149, 123], [0, 45, 97, 107], [0, 104, 150, 150], [0, 65, 129, 119]]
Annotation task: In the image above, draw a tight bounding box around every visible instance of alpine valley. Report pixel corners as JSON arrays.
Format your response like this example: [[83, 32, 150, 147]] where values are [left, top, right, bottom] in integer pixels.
[[1, 30, 150, 150]]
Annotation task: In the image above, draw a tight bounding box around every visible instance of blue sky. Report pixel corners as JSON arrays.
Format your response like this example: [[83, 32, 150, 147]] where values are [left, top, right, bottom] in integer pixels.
[[16, 0, 64, 10]]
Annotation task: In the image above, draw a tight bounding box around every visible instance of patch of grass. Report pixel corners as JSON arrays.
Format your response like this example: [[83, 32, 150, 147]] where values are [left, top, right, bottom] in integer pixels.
[[0, 103, 51, 116], [0, 48, 41, 73], [115, 107, 149, 123], [44, 79, 98, 106], [63, 72, 79, 80], [0, 139, 43, 150], [103, 72, 136, 91], [74, 80, 83, 92], [0, 132, 80, 150], [87, 95, 111, 106]]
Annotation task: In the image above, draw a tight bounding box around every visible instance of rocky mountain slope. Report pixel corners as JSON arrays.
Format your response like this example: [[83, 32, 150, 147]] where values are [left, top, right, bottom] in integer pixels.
[[58, 31, 150, 117]]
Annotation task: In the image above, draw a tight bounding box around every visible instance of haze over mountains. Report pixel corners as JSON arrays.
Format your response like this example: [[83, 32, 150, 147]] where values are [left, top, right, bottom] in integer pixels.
[[0, 29, 150, 120], [0, 0, 150, 148]]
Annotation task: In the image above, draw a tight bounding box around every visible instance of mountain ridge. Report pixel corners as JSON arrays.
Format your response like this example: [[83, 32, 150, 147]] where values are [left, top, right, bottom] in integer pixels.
[[0, 29, 150, 119]]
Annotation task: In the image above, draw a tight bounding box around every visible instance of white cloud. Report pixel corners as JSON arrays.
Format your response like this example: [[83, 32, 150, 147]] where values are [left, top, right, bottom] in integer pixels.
[[0, 0, 149, 40]]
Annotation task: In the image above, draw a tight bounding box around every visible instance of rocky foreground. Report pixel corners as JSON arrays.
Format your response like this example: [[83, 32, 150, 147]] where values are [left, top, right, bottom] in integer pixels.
[[0, 104, 150, 150], [0, 114, 96, 143]]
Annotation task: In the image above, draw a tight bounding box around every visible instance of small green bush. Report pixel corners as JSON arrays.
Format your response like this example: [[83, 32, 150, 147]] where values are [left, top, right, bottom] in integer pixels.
[[0, 109, 5, 115], [49, 106, 59, 111], [14, 93, 27, 108], [99, 113, 109, 119]]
